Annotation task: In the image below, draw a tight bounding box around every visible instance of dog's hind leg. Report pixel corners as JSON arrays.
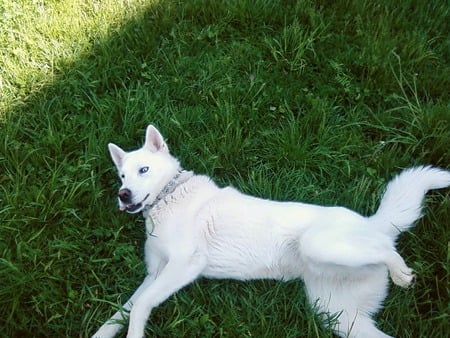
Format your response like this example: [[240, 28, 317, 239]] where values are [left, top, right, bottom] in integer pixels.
[[333, 311, 393, 338], [303, 265, 393, 338], [386, 251, 415, 288], [300, 225, 398, 337]]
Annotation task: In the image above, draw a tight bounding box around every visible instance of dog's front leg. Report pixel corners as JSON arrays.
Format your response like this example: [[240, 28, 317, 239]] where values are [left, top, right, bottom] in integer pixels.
[[93, 253, 165, 338], [92, 274, 157, 338], [126, 257, 205, 338]]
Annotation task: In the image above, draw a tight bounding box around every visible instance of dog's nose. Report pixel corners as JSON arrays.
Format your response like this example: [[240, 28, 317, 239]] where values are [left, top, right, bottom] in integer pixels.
[[118, 188, 132, 203]]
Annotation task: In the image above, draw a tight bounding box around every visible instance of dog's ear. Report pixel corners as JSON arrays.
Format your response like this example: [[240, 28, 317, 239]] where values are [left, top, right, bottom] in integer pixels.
[[144, 125, 169, 153], [108, 143, 126, 167]]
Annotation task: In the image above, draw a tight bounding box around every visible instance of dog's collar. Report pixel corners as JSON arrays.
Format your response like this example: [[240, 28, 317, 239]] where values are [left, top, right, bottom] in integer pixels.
[[142, 169, 194, 215]]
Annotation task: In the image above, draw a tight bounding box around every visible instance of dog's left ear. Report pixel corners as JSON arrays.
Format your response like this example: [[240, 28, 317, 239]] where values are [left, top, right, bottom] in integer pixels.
[[144, 125, 169, 153]]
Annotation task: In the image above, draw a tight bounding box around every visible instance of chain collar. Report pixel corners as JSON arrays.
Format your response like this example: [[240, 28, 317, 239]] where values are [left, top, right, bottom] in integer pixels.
[[142, 169, 194, 216]]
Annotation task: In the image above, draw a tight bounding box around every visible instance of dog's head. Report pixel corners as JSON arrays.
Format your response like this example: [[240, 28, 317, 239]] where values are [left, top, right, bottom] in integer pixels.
[[108, 125, 180, 213]]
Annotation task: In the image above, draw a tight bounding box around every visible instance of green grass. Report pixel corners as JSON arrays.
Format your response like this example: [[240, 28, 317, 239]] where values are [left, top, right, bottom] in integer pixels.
[[1, 0, 449, 337]]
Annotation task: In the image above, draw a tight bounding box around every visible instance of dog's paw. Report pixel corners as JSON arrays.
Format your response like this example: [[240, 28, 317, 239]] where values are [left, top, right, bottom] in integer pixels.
[[390, 266, 416, 288]]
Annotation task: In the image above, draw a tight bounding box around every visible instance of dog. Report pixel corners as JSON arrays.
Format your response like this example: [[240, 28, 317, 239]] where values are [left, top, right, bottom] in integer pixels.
[[93, 124, 450, 338]]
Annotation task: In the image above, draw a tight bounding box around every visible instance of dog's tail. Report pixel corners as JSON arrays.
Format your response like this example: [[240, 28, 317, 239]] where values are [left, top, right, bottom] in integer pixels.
[[370, 166, 450, 238]]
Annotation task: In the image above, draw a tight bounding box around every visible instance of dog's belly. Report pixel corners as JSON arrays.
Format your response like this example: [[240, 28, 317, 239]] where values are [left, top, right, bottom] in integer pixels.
[[201, 242, 304, 281], [199, 198, 309, 281]]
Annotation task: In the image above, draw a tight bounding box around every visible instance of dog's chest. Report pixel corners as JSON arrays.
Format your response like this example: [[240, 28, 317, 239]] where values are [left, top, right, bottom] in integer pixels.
[[142, 204, 201, 262], [143, 215, 175, 259]]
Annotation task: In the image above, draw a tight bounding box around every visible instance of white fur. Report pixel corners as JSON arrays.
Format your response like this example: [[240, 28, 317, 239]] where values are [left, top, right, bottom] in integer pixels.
[[93, 125, 450, 338]]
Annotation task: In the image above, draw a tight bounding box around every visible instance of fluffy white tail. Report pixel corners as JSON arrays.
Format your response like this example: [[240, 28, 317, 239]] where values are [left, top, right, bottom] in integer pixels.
[[370, 166, 450, 238]]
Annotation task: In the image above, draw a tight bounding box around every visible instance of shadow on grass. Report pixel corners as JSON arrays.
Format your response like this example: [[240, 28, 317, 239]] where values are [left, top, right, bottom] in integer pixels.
[[0, 2, 332, 337], [0, 2, 185, 337]]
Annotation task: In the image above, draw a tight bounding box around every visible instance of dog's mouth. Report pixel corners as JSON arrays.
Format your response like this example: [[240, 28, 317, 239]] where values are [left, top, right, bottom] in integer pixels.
[[119, 193, 150, 213]]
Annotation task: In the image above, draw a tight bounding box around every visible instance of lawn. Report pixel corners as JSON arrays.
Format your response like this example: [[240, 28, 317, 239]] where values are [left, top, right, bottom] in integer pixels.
[[0, 0, 449, 337]]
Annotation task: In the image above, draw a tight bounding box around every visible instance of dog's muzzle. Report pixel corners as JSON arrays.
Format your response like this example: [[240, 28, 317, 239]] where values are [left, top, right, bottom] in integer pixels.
[[118, 188, 149, 213], [118, 188, 132, 204]]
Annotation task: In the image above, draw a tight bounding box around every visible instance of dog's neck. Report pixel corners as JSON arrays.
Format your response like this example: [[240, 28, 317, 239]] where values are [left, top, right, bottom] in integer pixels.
[[142, 169, 194, 215]]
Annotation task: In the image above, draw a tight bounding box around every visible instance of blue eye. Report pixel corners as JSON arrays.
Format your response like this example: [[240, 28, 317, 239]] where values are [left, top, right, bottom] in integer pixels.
[[139, 166, 149, 174]]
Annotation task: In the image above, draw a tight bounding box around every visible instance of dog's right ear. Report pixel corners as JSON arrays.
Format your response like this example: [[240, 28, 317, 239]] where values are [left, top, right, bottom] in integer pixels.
[[108, 143, 126, 168]]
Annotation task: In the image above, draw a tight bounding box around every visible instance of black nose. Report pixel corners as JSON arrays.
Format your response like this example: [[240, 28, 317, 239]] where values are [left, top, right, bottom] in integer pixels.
[[118, 188, 132, 203]]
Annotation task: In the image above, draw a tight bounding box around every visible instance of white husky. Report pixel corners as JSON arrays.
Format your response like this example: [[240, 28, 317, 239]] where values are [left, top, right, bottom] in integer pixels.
[[93, 124, 450, 338]]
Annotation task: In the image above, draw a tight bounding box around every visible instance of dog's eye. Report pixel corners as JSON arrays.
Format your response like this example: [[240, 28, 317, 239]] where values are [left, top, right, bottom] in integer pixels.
[[139, 166, 149, 174]]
